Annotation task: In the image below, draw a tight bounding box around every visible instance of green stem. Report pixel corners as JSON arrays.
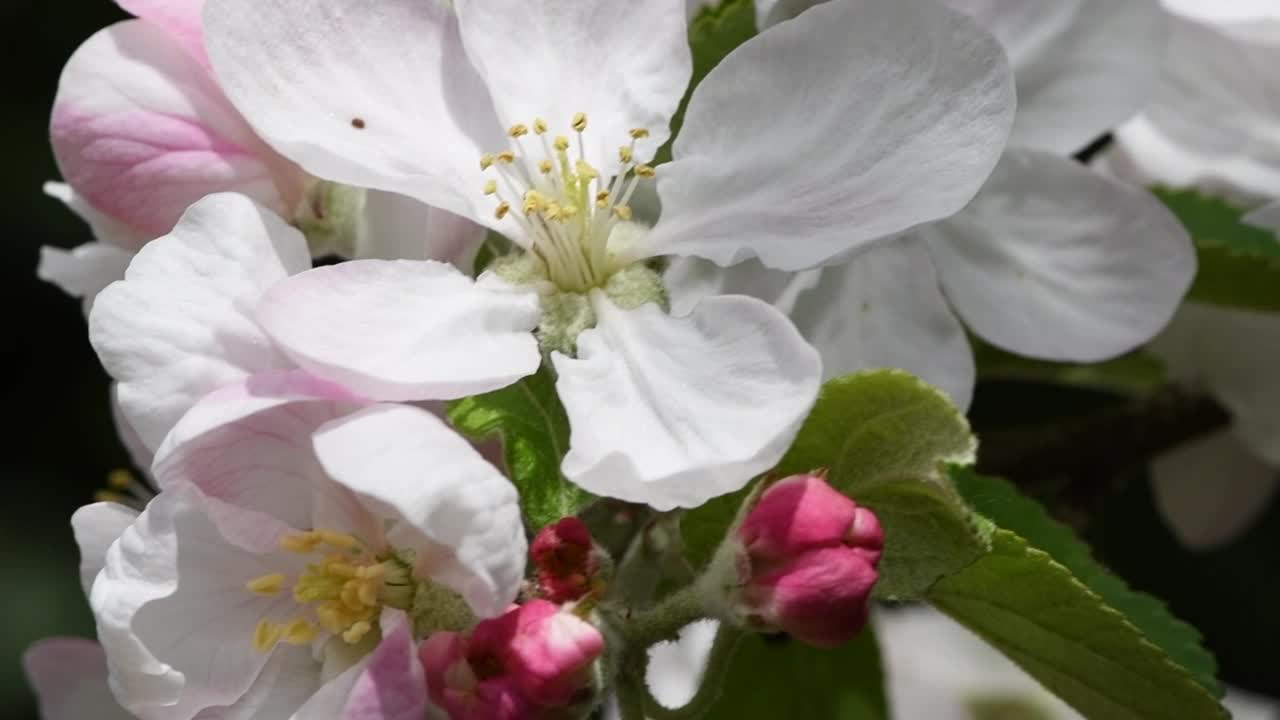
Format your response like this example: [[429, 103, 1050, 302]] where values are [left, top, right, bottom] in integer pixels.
[[620, 586, 708, 648], [616, 676, 648, 720]]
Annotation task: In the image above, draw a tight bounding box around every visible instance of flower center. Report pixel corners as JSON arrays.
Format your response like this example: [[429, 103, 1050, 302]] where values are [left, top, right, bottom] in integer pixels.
[[480, 112, 656, 293], [246, 529, 413, 652]]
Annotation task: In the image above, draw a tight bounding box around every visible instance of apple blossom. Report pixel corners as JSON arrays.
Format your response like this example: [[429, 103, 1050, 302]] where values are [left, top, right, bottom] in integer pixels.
[[1147, 303, 1280, 549], [88, 192, 541, 454], [41, 0, 483, 312], [75, 372, 526, 719], [23, 638, 133, 720], [201, 0, 1016, 509], [674, 0, 1195, 410]]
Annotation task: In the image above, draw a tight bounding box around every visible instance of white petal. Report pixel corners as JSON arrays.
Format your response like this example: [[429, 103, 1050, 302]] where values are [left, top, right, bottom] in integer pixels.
[[197, 646, 320, 720], [43, 181, 149, 251], [204, 0, 504, 224], [117, 0, 209, 66], [1151, 304, 1280, 465], [1244, 200, 1280, 232], [946, 0, 1166, 155], [924, 148, 1194, 362], [1111, 14, 1280, 199], [52, 21, 293, 238], [1151, 430, 1279, 550], [152, 370, 368, 532], [646, 620, 718, 710], [291, 609, 427, 720], [452, 0, 691, 174], [24, 639, 133, 720], [111, 383, 155, 473], [313, 404, 527, 618], [256, 261, 542, 402], [356, 190, 487, 272], [636, 0, 1015, 271], [789, 240, 976, 410], [91, 484, 301, 719], [554, 293, 821, 510], [37, 243, 133, 314], [89, 193, 309, 451], [71, 502, 139, 597], [663, 256, 819, 318]]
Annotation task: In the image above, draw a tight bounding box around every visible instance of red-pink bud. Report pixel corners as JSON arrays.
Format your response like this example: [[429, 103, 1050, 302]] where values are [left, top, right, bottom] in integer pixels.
[[733, 473, 884, 648], [530, 518, 601, 603], [421, 600, 605, 720]]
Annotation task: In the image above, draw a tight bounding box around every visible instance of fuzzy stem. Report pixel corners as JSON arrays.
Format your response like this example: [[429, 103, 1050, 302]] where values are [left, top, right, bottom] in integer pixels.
[[619, 586, 708, 649]]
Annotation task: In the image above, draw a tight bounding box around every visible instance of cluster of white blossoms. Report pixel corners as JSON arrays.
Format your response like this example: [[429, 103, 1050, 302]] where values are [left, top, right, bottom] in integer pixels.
[[24, 0, 1216, 718]]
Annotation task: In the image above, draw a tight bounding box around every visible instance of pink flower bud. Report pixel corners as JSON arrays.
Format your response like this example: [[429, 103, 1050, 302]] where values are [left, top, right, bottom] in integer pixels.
[[530, 518, 600, 603], [732, 473, 884, 648], [421, 600, 605, 720]]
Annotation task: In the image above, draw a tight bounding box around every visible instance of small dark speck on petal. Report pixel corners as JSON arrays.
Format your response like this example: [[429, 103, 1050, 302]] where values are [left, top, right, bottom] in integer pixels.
[[351, 118, 367, 129]]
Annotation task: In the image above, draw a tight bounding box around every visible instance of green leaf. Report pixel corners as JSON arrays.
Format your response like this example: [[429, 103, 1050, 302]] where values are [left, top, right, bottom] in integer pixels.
[[952, 470, 1222, 697], [447, 363, 588, 531], [929, 530, 1227, 720], [973, 342, 1167, 396], [776, 370, 986, 598], [654, 0, 757, 165], [700, 625, 887, 720], [1153, 187, 1280, 312]]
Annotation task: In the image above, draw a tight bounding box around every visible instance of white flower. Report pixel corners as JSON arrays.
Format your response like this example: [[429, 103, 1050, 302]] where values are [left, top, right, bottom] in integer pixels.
[[23, 639, 133, 720], [1148, 303, 1280, 549], [201, 0, 1016, 509], [41, 0, 483, 312], [1107, 0, 1280, 202], [73, 371, 526, 719], [675, 0, 1195, 410], [88, 192, 541, 454]]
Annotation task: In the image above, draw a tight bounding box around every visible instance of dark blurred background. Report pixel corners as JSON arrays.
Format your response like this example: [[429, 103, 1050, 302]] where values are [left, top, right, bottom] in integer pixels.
[[0, 3, 1275, 720]]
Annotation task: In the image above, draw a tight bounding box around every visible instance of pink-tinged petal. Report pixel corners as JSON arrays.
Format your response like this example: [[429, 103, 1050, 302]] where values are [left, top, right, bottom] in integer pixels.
[[89, 193, 310, 452], [52, 21, 297, 238], [37, 243, 133, 314], [110, 384, 155, 473], [313, 404, 527, 618], [554, 294, 821, 510], [24, 638, 133, 720], [256, 261, 541, 402], [738, 475, 861, 561], [205, 0, 504, 225], [152, 370, 369, 533], [198, 645, 320, 720], [356, 190, 487, 273], [117, 0, 210, 68], [90, 483, 301, 718], [452, 0, 691, 176], [71, 502, 139, 596], [44, 181, 149, 251], [327, 610, 428, 720], [924, 149, 1194, 362], [637, 0, 1015, 271]]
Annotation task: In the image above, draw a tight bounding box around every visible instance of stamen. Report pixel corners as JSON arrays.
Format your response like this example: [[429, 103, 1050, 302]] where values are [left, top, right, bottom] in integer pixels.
[[635, 165, 656, 179], [247, 574, 287, 596], [508, 124, 529, 138], [495, 202, 511, 220], [572, 112, 588, 132], [282, 618, 318, 645], [630, 128, 650, 139], [254, 620, 282, 652], [480, 153, 496, 170], [534, 118, 548, 134], [343, 620, 373, 645], [614, 206, 633, 221], [619, 146, 634, 164], [483, 180, 498, 196]]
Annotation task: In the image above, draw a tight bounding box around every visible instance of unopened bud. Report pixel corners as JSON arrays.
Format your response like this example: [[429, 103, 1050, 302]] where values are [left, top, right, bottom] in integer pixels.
[[729, 473, 883, 648], [531, 518, 603, 603]]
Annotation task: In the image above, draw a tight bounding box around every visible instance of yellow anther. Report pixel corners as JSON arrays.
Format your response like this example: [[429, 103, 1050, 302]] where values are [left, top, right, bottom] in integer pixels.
[[480, 153, 496, 170], [635, 164, 656, 178], [107, 469, 134, 490], [280, 532, 320, 554], [613, 205, 634, 221], [554, 136, 570, 152], [316, 604, 345, 633], [630, 128, 650, 139], [533, 117, 548, 134], [357, 581, 381, 606], [508, 123, 529, 138], [558, 204, 580, 221], [596, 190, 611, 207], [496, 150, 516, 164], [94, 490, 126, 504], [523, 191, 545, 215], [343, 620, 374, 645], [619, 146, 634, 163], [247, 573, 287, 597], [572, 112, 588, 132], [545, 202, 563, 221], [325, 560, 359, 579], [483, 180, 498, 196], [317, 531, 361, 551], [495, 202, 511, 220], [575, 160, 599, 180], [282, 618, 318, 646], [359, 564, 387, 581], [253, 620, 281, 652], [538, 159, 554, 175]]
